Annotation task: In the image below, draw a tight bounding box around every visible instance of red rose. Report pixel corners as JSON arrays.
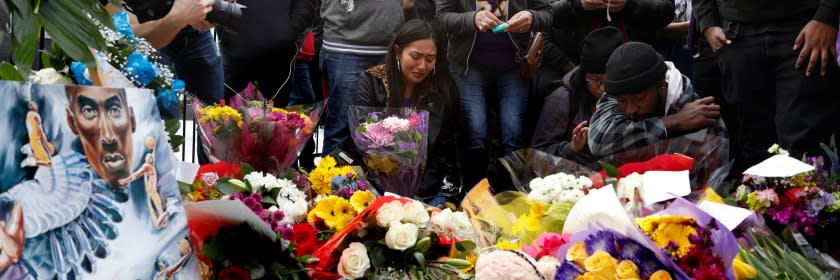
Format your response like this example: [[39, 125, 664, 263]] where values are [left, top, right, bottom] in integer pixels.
[[218, 265, 250, 280]]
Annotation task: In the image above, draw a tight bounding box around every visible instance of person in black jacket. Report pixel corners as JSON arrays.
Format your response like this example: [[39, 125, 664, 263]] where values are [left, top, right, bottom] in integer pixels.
[[694, 0, 840, 174], [348, 20, 461, 206], [531, 26, 623, 164], [218, 0, 315, 105], [536, 0, 674, 99]]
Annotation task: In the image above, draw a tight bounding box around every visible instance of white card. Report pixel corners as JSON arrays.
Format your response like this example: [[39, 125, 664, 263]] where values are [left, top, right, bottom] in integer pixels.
[[743, 155, 815, 177], [175, 160, 200, 184], [698, 201, 753, 231], [642, 170, 691, 205]]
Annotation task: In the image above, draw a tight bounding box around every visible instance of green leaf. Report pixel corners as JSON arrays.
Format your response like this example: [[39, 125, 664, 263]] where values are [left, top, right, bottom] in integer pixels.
[[240, 162, 255, 177], [413, 251, 425, 267], [413, 237, 431, 253], [178, 182, 192, 195], [10, 22, 38, 78], [262, 195, 277, 206], [216, 180, 248, 195], [455, 241, 477, 252], [37, 0, 106, 67], [600, 161, 620, 177], [0, 62, 24, 81]]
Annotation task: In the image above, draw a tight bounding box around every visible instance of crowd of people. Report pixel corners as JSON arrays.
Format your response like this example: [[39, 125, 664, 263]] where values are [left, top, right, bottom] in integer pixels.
[[112, 0, 839, 206]]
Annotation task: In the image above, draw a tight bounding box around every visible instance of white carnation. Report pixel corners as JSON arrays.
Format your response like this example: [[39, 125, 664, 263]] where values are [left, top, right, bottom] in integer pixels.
[[276, 187, 307, 224]]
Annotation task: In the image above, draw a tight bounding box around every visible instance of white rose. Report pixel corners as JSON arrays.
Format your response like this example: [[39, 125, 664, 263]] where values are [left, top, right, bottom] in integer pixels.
[[376, 201, 404, 228], [384, 222, 418, 251], [29, 68, 73, 85], [401, 200, 430, 225], [338, 242, 370, 279], [430, 208, 452, 234], [616, 172, 643, 202], [244, 172, 274, 192], [448, 211, 474, 239]]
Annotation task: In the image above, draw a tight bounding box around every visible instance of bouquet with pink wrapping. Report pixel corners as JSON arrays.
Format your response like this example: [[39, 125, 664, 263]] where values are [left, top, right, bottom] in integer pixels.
[[194, 83, 324, 174], [349, 106, 428, 197]]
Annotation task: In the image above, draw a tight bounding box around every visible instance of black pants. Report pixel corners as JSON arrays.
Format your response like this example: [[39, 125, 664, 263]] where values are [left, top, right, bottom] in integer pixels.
[[717, 25, 840, 170]]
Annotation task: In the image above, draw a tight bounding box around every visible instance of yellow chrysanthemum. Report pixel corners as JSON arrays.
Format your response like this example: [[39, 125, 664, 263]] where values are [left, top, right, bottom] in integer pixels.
[[636, 215, 697, 257], [198, 105, 243, 127], [271, 107, 289, 114], [319, 155, 337, 169], [350, 190, 375, 213]]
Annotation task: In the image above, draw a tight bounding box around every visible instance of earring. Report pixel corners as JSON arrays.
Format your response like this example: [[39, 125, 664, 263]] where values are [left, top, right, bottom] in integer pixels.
[[396, 59, 401, 69], [432, 67, 436, 76]]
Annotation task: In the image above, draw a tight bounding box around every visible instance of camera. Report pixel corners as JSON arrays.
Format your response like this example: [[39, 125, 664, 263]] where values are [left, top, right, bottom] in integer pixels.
[[123, 0, 246, 32]]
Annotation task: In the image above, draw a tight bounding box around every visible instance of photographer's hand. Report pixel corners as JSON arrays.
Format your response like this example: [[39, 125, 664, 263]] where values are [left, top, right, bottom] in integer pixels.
[[170, 0, 213, 27]]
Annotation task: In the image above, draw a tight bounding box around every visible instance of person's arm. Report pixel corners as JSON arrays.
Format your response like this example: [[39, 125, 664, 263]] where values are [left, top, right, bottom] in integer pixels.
[[289, 0, 316, 38], [353, 71, 382, 107], [664, 21, 690, 40], [526, 0, 554, 32], [793, 0, 840, 77], [587, 95, 669, 157], [129, 0, 214, 49], [435, 0, 479, 35], [692, 0, 720, 33], [531, 88, 576, 158]]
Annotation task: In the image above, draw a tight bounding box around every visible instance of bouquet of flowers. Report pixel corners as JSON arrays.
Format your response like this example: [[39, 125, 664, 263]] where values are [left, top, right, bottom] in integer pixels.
[[181, 161, 242, 202], [499, 148, 604, 193], [185, 200, 308, 280], [308, 155, 372, 198], [735, 219, 839, 280], [635, 198, 740, 279], [194, 83, 324, 174], [349, 106, 428, 197], [733, 144, 840, 237], [554, 226, 686, 280], [309, 196, 477, 279]]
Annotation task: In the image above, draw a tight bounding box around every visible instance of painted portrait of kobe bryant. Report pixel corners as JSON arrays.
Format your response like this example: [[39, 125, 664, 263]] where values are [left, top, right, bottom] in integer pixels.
[[0, 81, 199, 280]]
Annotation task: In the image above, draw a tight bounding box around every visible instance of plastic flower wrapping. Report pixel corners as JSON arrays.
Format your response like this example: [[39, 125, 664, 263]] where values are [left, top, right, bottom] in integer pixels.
[[349, 106, 429, 197], [307, 195, 478, 279], [635, 198, 740, 280], [194, 83, 324, 174], [554, 226, 687, 280]]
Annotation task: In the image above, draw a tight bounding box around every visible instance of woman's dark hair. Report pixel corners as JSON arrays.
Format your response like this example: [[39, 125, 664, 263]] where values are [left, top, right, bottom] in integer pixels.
[[384, 19, 439, 108]]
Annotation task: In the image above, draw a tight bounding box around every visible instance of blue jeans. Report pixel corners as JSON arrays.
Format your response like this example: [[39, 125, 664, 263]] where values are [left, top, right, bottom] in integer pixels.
[[319, 51, 383, 154], [450, 64, 529, 188], [289, 60, 315, 106], [159, 29, 225, 107], [158, 29, 224, 164]]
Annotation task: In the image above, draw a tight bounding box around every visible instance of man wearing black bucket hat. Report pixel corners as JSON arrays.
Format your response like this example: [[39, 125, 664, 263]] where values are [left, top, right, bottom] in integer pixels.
[[588, 41, 727, 157]]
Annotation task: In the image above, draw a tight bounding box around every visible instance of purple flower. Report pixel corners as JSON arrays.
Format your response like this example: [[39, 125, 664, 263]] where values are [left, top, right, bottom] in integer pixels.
[[808, 197, 826, 216], [362, 123, 395, 148], [229, 192, 246, 201], [358, 181, 367, 190], [274, 224, 293, 240], [258, 210, 270, 219], [242, 197, 261, 212], [399, 142, 417, 150], [271, 210, 285, 222], [331, 176, 346, 187]]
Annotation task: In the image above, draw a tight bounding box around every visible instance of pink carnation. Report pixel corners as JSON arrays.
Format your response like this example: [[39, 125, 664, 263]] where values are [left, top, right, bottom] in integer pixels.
[[381, 116, 410, 133], [363, 123, 395, 148]]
